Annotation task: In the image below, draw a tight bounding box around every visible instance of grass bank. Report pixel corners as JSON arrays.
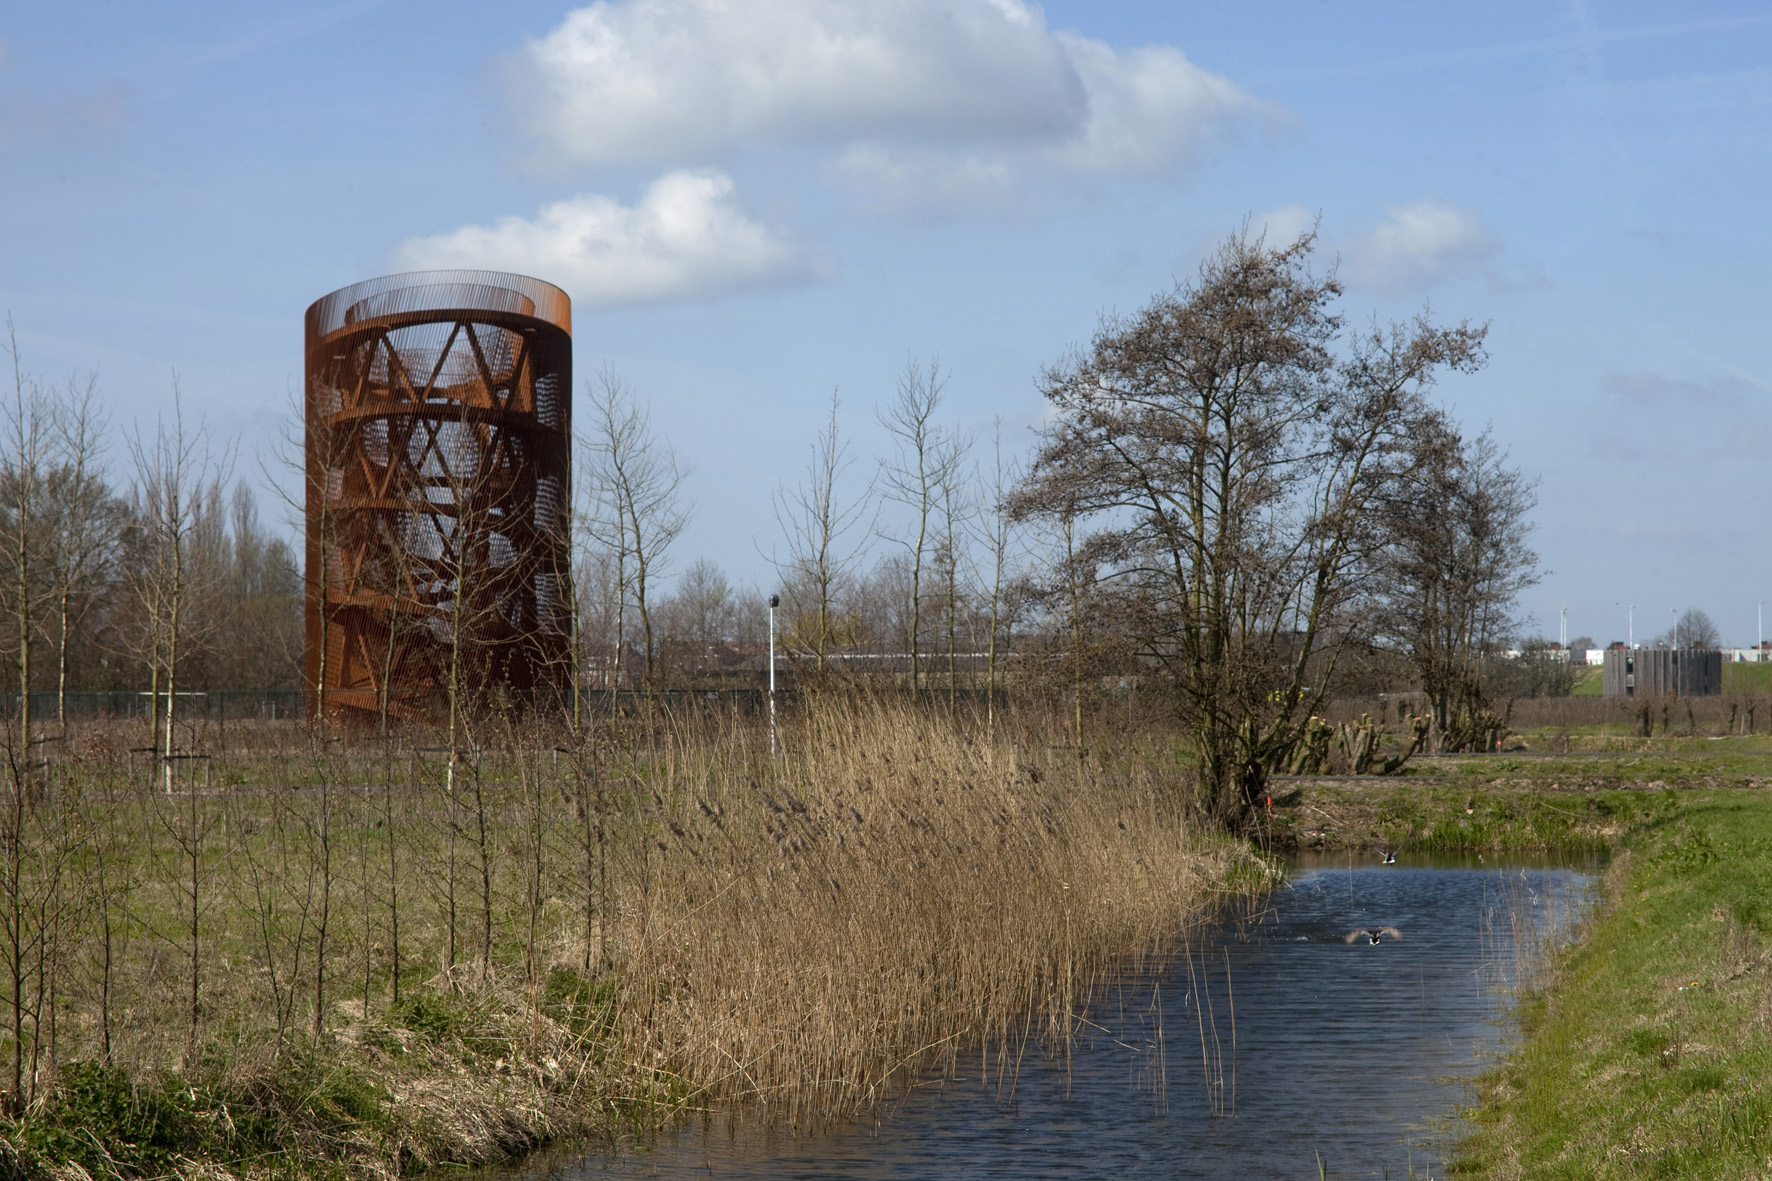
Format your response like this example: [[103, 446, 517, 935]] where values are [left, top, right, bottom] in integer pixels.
[[1268, 736, 1772, 856], [0, 699, 1260, 1180], [1269, 778, 1675, 856], [1451, 787, 1772, 1177]]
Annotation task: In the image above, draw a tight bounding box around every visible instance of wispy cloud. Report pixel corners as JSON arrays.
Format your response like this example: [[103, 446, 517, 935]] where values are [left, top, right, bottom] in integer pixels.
[[1248, 204, 1319, 248], [0, 53, 129, 153], [1339, 199, 1499, 294], [1246, 13, 1772, 86], [387, 170, 825, 309], [1591, 371, 1772, 460], [182, 0, 391, 68]]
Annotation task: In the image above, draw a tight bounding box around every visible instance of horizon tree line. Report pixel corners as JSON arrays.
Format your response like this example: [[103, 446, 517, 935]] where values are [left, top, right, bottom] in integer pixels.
[[5, 233, 1561, 788]]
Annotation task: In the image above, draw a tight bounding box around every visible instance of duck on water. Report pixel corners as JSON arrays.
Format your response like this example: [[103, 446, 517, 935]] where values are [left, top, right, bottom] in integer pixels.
[[1344, 927, 1404, 944]]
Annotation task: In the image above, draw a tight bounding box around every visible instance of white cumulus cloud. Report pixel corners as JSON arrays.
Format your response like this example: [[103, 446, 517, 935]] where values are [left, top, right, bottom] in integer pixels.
[[387, 170, 820, 309], [510, 0, 1266, 199], [827, 144, 1021, 216], [1048, 34, 1260, 175], [1340, 199, 1498, 294]]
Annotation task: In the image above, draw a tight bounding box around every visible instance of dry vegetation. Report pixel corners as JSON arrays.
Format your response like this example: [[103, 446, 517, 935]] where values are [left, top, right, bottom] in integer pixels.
[[0, 695, 1260, 1179]]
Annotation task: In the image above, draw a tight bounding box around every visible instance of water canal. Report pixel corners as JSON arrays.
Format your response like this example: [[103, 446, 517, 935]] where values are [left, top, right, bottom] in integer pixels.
[[547, 857, 1594, 1179]]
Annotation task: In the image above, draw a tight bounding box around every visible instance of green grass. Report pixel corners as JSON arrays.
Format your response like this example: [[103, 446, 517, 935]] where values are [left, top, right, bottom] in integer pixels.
[[1269, 740, 1772, 856], [1435, 739, 1772, 785], [1, 959, 635, 1181], [1571, 666, 1603, 697], [1451, 788, 1772, 1178], [1724, 662, 1772, 695], [1272, 780, 1680, 856]]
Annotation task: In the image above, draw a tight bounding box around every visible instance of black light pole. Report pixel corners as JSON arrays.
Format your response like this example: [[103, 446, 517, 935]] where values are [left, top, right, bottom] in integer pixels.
[[768, 594, 780, 758]]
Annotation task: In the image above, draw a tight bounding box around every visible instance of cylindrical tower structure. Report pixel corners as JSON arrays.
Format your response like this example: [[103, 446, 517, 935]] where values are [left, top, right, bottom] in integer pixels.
[[304, 271, 572, 720]]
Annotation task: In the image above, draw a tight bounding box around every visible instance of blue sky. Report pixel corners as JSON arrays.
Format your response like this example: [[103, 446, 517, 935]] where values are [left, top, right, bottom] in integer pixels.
[[3, 1, 1769, 647]]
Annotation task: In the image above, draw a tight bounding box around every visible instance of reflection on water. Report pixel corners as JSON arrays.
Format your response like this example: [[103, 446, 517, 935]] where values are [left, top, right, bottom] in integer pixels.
[[547, 857, 1594, 1180]]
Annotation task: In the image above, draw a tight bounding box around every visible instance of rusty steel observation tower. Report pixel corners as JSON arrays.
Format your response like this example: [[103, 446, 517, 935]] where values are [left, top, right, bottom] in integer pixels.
[[304, 271, 573, 719]]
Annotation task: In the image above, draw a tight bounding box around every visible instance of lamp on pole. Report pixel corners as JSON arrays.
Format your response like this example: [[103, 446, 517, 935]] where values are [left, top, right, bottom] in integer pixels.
[[767, 594, 780, 758], [1759, 600, 1764, 657], [1670, 608, 1678, 650]]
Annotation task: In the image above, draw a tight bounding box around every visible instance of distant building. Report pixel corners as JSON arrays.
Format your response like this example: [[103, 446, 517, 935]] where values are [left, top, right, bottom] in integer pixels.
[[1602, 648, 1722, 698]]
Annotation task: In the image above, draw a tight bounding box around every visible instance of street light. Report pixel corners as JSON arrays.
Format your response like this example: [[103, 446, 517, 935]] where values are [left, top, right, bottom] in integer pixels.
[[768, 594, 780, 758], [1670, 608, 1678, 650]]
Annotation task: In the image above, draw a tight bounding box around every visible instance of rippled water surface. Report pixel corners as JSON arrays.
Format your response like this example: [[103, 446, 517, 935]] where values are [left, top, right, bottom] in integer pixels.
[[549, 858, 1592, 1180]]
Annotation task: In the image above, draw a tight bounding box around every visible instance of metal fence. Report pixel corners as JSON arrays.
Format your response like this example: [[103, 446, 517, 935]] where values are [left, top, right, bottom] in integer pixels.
[[5, 686, 1015, 725], [5, 690, 308, 721]]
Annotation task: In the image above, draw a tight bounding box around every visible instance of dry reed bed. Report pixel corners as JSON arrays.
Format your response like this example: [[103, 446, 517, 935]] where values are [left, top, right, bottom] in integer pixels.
[[618, 703, 1254, 1125], [0, 700, 1256, 1176]]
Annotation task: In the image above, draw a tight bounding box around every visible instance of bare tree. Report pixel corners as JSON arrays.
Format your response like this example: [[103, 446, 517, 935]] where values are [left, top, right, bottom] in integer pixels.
[[878, 359, 966, 696], [655, 558, 740, 684], [213, 484, 301, 691], [0, 721, 83, 1110], [581, 373, 690, 692], [572, 539, 624, 698], [1012, 228, 1487, 829], [1659, 607, 1721, 650], [127, 382, 233, 792], [272, 385, 342, 721], [127, 386, 232, 1065], [1047, 497, 1089, 749], [933, 443, 975, 705], [772, 392, 872, 674], [974, 419, 1022, 733], [1376, 424, 1539, 748], [43, 379, 121, 725], [0, 318, 49, 746]]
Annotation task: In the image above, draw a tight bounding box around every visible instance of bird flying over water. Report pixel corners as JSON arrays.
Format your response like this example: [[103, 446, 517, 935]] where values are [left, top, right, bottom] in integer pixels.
[[1344, 927, 1403, 944]]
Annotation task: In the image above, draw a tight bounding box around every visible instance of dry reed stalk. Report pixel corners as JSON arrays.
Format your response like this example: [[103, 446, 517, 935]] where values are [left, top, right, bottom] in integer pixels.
[[601, 697, 1248, 1124], [1479, 867, 1592, 1007]]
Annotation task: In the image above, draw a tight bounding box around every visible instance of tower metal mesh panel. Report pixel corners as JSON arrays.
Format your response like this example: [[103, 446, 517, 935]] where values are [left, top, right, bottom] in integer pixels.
[[304, 271, 573, 719]]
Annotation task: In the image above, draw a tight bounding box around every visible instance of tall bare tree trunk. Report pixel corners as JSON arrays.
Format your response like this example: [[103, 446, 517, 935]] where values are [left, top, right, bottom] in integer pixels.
[[880, 360, 964, 699], [979, 420, 1018, 738], [583, 373, 688, 698], [773, 392, 872, 676], [3, 318, 45, 785]]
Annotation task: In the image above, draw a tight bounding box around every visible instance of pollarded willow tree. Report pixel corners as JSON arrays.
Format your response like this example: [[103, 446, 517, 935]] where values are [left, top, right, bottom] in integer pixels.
[[1011, 228, 1488, 830]]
